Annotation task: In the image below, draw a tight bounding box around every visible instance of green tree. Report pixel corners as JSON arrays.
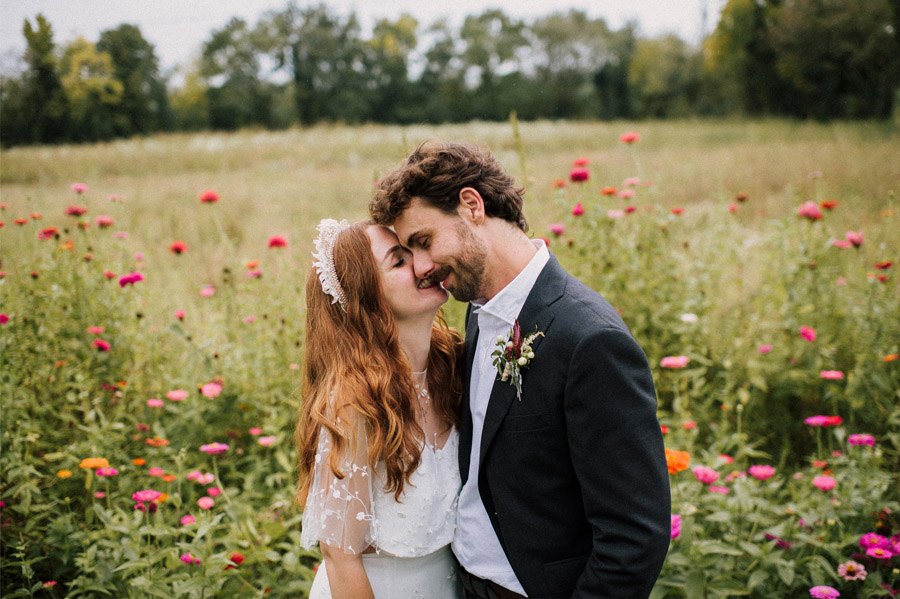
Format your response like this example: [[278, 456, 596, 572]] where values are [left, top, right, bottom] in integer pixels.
[[767, 0, 898, 118], [365, 14, 419, 122], [529, 10, 614, 118], [17, 14, 68, 144], [458, 9, 528, 119], [256, 2, 367, 124], [628, 35, 702, 118], [97, 23, 171, 135], [201, 17, 273, 130], [169, 62, 210, 130], [59, 37, 123, 141]]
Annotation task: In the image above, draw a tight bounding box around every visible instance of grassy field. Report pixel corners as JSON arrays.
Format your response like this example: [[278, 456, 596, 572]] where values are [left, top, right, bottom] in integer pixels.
[[1, 119, 898, 596]]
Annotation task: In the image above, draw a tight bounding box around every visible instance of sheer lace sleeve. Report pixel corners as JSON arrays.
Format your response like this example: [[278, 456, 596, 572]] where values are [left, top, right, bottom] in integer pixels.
[[300, 407, 376, 554]]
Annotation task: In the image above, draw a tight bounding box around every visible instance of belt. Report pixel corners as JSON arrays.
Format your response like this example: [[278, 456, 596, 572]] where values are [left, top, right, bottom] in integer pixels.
[[458, 567, 526, 599]]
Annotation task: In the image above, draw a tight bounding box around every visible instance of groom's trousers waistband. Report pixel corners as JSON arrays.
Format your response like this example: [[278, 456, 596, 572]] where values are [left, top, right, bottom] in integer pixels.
[[458, 567, 526, 599]]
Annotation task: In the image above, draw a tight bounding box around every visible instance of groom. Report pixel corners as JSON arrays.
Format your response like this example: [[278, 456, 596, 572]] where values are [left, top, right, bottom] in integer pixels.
[[370, 141, 670, 598]]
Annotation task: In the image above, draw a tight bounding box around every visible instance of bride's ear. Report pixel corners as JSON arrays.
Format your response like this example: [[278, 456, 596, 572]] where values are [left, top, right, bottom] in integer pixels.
[[458, 187, 485, 225]]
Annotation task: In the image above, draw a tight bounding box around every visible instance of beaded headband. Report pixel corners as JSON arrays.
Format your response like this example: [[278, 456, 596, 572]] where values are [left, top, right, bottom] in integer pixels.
[[312, 218, 350, 311]]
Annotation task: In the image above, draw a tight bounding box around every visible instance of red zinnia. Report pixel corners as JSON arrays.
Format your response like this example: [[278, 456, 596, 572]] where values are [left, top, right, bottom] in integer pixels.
[[569, 168, 589, 183], [620, 131, 640, 144], [268, 236, 287, 248], [601, 187, 617, 196], [65, 205, 88, 217], [572, 203, 585, 217], [38, 227, 59, 240], [199, 189, 220, 204], [875, 261, 892, 270], [820, 200, 839, 210], [170, 241, 187, 254]]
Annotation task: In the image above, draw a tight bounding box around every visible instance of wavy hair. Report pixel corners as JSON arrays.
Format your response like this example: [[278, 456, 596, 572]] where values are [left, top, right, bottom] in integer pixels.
[[296, 221, 463, 504]]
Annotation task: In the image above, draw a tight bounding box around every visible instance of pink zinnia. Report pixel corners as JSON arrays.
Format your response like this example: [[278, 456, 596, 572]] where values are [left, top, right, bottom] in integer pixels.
[[571, 203, 585, 217], [118, 271, 144, 287], [748, 465, 775, 481], [242, 315, 257, 324], [804, 415, 843, 427], [757, 344, 773, 354], [87, 326, 104, 335], [113, 231, 129, 239], [95, 215, 114, 228], [620, 131, 640, 144], [200, 382, 222, 398], [200, 285, 216, 297], [837, 560, 866, 581], [199, 189, 219, 203], [799, 326, 817, 341], [623, 177, 640, 187], [692, 466, 719, 485], [181, 514, 196, 526], [832, 239, 852, 249], [670, 514, 681, 539], [257, 435, 277, 447], [848, 433, 875, 447], [607, 209, 625, 219], [845, 230, 863, 247], [180, 552, 202, 565], [819, 370, 844, 380], [618, 188, 636, 200], [708, 485, 730, 495], [549, 223, 565, 237], [859, 533, 890, 549], [71, 182, 88, 194], [65, 205, 88, 217], [797, 201, 823, 221], [866, 547, 892, 560], [148, 467, 165, 477], [660, 356, 690, 369], [207, 487, 222, 497], [809, 586, 839, 598], [197, 496, 215, 510], [268, 235, 288, 248], [96, 467, 119, 477], [166, 389, 189, 402], [174, 309, 185, 321], [146, 398, 164, 408], [248, 427, 263, 436], [569, 168, 589, 183], [812, 475, 836, 491], [132, 489, 162, 503], [200, 442, 229, 455], [573, 157, 589, 166], [92, 339, 111, 352]]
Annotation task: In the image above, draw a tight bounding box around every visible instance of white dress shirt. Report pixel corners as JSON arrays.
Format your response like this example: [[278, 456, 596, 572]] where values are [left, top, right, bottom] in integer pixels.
[[452, 240, 549, 596]]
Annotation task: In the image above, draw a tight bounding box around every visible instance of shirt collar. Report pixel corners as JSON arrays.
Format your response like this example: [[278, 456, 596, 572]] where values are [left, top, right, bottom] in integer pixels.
[[472, 240, 549, 326]]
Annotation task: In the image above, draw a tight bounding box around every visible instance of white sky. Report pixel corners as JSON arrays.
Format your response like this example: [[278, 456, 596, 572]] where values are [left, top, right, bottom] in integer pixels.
[[0, 0, 720, 75]]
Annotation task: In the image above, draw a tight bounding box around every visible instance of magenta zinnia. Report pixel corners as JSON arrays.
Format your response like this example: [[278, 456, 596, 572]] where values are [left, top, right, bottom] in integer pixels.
[[200, 442, 229, 455]]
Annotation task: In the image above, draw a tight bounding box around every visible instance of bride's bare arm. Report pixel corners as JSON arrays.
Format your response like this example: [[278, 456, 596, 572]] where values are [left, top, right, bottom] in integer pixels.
[[319, 543, 375, 599]]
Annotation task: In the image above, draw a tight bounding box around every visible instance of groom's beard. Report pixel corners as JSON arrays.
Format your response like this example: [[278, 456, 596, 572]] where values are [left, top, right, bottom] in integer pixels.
[[445, 221, 487, 303]]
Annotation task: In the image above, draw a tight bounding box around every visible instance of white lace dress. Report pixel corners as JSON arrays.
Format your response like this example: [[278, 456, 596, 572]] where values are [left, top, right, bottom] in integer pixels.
[[301, 411, 461, 599]]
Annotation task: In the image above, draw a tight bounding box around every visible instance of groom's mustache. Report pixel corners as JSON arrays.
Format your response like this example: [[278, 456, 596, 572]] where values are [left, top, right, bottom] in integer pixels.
[[417, 266, 451, 289]]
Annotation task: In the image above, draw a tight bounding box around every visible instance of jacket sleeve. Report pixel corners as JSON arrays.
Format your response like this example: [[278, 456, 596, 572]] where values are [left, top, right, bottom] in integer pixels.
[[565, 326, 670, 598]]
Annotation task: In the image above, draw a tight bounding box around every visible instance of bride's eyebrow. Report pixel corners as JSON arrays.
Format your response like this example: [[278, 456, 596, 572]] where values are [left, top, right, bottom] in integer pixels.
[[382, 244, 405, 264]]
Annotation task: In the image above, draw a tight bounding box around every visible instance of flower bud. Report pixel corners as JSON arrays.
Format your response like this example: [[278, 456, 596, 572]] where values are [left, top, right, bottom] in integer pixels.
[[517, 357, 528, 366]]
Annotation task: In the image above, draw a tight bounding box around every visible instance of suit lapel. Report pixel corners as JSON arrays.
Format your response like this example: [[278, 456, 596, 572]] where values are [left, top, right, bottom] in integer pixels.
[[477, 255, 566, 466], [459, 305, 479, 483]]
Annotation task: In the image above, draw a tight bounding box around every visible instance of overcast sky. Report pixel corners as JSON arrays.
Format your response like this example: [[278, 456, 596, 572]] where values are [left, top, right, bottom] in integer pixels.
[[0, 0, 721, 74]]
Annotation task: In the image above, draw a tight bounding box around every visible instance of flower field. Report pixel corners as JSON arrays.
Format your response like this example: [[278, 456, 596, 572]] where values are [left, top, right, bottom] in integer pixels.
[[1, 120, 898, 597]]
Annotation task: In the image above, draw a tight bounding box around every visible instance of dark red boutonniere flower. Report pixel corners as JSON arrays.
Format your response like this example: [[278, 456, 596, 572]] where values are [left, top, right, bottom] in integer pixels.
[[492, 319, 543, 400]]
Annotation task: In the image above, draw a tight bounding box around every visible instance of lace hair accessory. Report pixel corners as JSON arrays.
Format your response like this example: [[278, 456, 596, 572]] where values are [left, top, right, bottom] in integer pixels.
[[312, 218, 350, 311]]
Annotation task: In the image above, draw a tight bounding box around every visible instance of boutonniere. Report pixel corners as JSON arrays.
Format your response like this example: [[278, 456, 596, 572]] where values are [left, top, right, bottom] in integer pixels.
[[491, 319, 544, 400]]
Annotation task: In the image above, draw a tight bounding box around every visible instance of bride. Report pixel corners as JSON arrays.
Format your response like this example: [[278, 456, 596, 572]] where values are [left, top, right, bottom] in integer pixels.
[[296, 219, 463, 598]]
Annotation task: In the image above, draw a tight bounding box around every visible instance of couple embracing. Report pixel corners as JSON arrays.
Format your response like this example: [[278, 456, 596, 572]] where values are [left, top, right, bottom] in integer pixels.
[[296, 141, 671, 599]]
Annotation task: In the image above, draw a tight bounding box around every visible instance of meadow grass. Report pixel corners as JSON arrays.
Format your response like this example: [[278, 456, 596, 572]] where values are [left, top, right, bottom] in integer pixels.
[[1, 119, 898, 597]]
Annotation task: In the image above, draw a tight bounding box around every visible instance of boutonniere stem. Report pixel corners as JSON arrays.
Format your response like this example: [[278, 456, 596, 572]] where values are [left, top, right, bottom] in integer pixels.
[[492, 319, 543, 400]]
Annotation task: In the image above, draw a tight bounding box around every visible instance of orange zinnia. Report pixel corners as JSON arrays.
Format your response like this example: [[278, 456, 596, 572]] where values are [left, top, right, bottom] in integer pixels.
[[665, 448, 691, 474], [79, 457, 110, 470], [132, 458, 146, 466], [57, 469, 73, 479], [145, 436, 170, 447]]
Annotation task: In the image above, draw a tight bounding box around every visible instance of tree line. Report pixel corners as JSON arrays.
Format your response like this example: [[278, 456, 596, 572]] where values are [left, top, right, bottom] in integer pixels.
[[1, 0, 897, 147]]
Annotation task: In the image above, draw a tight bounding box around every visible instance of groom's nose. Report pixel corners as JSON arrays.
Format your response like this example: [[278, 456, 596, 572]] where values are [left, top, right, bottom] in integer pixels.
[[411, 248, 434, 279]]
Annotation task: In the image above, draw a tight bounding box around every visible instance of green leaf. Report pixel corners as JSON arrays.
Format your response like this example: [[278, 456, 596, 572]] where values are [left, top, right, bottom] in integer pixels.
[[685, 569, 706, 598], [775, 560, 795, 586]]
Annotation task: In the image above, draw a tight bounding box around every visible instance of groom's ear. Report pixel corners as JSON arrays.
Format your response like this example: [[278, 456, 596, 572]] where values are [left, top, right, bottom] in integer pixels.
[[458, 187, 486, 225]]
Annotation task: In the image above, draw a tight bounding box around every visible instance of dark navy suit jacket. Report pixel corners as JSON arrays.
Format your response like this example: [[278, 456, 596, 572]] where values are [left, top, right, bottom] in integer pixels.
[[459, 253, 670, 598]]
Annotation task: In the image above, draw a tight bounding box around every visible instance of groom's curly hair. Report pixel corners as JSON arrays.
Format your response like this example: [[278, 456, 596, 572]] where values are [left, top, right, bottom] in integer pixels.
[[370, 140, 528, 232]]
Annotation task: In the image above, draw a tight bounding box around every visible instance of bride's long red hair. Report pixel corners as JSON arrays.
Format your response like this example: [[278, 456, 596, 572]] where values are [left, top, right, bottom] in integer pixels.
[[296, 222, 463, 503]]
